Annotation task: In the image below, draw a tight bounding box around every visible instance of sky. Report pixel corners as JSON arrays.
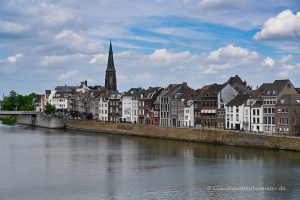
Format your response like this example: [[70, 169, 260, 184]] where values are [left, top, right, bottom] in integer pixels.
[[1, 0, 300, 98]]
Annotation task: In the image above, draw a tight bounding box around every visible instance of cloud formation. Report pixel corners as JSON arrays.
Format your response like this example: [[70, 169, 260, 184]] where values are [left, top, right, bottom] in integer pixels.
[[0, 1, 299, 97], [0, 20, 29, 33], [254, 10, 300, 40], [7, 53, 22, 63], [57, 70, 78, 80], [262, 57, 275, 67], [207, 45, 258, 62]]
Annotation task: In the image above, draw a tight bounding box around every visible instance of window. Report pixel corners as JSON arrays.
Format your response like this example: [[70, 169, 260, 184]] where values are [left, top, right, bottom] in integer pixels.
[[264, 116, 267, 124], [253, 109, 255, 115], [257, 118, 260, 124], [268, 108, 271, 113]]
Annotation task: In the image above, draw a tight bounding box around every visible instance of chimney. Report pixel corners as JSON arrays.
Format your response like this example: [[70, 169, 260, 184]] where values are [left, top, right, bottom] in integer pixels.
[[85, 80, 87, 86]]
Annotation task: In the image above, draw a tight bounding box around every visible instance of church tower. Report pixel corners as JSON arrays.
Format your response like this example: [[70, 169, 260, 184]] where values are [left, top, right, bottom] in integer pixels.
[[105, 40, 117, 91]]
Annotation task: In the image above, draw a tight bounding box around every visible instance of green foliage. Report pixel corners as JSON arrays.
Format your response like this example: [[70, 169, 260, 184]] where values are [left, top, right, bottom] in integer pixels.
[[1, 90, 37, 111], [1, 115, 17, 125], [45, 102, 56, 115]]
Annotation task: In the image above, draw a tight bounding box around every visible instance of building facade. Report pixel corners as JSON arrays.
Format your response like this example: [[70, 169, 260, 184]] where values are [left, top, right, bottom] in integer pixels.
[[275, 94, 300, 135], [99, 96, 109, 121]]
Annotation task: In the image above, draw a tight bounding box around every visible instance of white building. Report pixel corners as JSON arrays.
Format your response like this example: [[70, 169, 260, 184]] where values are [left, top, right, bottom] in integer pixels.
[[45, 86, 77, 111], [122, 88, 143, 123], [99, 96, 108, 121], [250, 100, 264, 133], [225, 94, 250, 131], [183, 100, 194, 127]]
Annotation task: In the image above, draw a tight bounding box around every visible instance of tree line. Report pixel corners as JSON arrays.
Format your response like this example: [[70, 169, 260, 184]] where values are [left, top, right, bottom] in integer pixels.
[[1, 90, 37, 111]]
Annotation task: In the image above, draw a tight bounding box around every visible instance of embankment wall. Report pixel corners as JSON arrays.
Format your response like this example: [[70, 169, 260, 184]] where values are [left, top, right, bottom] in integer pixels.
[[66, 120, 300, 151], [17, 113, 64, 129]]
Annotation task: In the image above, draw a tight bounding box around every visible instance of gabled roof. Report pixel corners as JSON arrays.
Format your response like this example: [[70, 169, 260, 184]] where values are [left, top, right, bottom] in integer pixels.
[[139, 87, 162, 99], [253, 79, 291, 97], [226, 94, 250, 107], [123, 88, 145, 98], [194, 83, 225, 100], [208, 83, 225, 94], [159, 84, 182, 98], [53, 90, 73, 98], [227, 75, 251, 94], [55, 85, 77, 92]]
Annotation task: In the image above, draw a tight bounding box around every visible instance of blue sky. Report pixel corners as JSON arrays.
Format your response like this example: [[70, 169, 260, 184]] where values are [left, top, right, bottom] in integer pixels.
[[1, 0, 300, 98]]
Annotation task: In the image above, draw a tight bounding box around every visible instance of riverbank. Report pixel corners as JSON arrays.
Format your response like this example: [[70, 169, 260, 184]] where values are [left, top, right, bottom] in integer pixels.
[[66, 120, 300, 151]]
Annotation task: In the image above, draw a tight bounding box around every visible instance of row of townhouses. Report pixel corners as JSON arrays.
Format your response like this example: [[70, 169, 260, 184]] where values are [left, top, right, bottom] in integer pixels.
[[38, 41, 300, 136]]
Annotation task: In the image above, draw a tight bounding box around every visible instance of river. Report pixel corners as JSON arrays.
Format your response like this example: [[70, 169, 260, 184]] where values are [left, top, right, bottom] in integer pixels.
[[0, 123, 300, 200]]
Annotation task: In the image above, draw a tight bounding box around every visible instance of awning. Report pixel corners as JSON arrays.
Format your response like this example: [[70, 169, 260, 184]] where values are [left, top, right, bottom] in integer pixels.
[[201, 109, 207, 113], [201, 109, 217, 114]]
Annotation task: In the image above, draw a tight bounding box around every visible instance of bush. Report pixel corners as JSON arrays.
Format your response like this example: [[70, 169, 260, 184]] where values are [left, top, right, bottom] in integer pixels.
[[1, 115, 17, 125], [45, 102, 56, 115]]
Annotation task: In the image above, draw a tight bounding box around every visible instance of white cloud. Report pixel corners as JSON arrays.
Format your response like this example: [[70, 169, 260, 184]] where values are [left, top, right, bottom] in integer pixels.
[[39, 2, 75, 26], [207, 45, 258, 62], [0, 20, 29, 33], [279, 54, 293, 63], [198, 0, 241, 8], [254, 9, 300, 40], [89, 53, 107, 64], [41, 55, 71, 66], [149, 49, 194, 63], [57, 70, 77, 80], [133, 72, 155, 82], [278, 64, 295, 78], [152, 27, 216, 40], [41, 54, 90, 66], [55, 30, 101, 54], [7, 53, 22, 63], [262, 57, 275, 67], [202, 63, 231, 74]]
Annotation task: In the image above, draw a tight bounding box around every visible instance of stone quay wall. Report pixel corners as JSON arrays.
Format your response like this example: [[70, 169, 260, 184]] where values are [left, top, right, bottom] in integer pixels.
[[66, 120, 300, 151], [17, 113, 65, 129]]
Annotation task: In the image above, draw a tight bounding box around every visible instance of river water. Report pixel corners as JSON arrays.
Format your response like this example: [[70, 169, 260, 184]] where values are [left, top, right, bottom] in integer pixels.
[[1, 123, 300, 200]]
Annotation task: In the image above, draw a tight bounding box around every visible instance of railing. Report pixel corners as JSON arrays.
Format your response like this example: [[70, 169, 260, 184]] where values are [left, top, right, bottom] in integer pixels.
[[0, 111, 37, 115]]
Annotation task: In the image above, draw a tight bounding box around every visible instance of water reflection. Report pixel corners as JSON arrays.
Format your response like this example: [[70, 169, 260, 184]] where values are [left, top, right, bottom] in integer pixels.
[[0, 124, 300, 200]]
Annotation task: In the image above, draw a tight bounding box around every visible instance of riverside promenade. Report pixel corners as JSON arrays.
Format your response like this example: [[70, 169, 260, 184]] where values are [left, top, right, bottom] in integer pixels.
[[66, 120, 300, 151]]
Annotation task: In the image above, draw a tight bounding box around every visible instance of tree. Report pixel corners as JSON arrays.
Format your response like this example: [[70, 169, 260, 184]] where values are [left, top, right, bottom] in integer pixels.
[[1, 91, 37, 111], [45, 102, 56, 115], [2, 90, 19, 111]]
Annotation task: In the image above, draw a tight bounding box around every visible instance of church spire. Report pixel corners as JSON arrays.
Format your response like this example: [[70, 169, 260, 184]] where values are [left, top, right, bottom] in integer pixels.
[[106, 40, 115, 71], [105, 40, 117, 92]]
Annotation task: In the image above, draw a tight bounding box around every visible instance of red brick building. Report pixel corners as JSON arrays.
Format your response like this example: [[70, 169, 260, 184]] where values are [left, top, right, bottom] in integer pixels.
[[275, 94, 300, 135]]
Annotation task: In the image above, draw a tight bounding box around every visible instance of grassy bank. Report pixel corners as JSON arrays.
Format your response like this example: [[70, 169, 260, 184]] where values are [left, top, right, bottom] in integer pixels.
[[0, 115, 17, 125]]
